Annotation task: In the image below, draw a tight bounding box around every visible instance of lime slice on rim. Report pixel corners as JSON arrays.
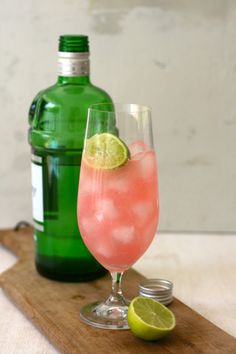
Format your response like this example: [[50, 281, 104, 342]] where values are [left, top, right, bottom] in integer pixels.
[[128, 297, 176, 341], [84, 133, 129, 169]]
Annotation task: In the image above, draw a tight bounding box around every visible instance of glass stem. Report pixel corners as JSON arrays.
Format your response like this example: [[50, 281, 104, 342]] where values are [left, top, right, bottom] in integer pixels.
[[112, 272, 123, 298], [105, 271, 127, 306]]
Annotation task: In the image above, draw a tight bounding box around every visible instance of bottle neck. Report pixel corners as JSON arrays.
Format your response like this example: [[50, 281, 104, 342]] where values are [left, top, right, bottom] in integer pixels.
[[57, 75, 90, 84], [57, 51, 90, 84]]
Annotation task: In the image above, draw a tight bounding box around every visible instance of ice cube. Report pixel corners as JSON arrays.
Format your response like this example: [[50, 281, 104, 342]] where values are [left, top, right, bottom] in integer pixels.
[[138, 151, 155, 179], [96, 198, 118, 221], [143, 218, 157, 240], [112, 225, 135, 244], [133, 201, 153, 218], [80, 177, 99, 194], [129, 140, 148, 160], [109, 178, 129, 193], [132, 201, 154, 226], [95, 241, 113, 258], [79, 216, 96, 235]]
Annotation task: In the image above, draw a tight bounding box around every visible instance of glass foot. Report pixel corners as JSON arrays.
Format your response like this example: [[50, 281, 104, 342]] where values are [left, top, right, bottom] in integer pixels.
[[80, 301, 130, 330]]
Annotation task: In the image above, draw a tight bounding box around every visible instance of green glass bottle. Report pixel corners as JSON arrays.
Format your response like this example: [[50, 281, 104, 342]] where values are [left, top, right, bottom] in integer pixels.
[[28, 35, 112, 281]]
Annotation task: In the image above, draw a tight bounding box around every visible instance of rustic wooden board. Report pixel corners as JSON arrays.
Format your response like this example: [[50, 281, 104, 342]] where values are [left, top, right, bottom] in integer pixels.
[[0, 227, 236, 354]]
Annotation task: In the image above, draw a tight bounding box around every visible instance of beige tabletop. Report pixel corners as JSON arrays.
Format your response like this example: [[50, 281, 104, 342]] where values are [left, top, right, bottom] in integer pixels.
[[0, 232, 236, 354]]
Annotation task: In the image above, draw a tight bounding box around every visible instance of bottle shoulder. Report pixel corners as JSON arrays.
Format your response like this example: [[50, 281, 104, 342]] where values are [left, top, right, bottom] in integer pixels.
[[31, 82, 111, 103], [28, 81, 113, 150], [28, 83, 57, 125], [30, 83, 57, 101], [89, 82, 112, 101]]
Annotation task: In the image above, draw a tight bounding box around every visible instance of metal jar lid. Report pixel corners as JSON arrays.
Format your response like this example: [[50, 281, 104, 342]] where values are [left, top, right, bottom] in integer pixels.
[[139, 279, 173, 305]]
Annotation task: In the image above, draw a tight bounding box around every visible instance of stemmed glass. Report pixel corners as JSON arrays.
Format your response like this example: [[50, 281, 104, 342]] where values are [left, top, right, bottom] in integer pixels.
[[77, 103, 159, 329]]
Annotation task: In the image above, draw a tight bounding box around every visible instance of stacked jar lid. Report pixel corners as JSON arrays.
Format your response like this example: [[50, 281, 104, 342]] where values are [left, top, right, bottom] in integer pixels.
[[139, 279, 173, 305]]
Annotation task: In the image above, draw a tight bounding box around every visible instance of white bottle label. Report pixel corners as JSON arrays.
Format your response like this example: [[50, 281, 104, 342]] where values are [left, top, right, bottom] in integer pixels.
[[31, 161, 44, 223]]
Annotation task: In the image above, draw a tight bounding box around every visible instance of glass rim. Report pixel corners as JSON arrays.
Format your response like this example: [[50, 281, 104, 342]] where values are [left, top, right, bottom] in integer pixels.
[[88, 102, 151, 114]]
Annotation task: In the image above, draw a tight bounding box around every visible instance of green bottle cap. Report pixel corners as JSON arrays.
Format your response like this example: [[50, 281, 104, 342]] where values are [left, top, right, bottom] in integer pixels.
[[59, 35, 89, 53]]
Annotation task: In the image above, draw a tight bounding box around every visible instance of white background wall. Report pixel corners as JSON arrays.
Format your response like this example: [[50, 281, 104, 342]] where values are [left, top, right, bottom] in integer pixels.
[[0, 0, 236, 232]]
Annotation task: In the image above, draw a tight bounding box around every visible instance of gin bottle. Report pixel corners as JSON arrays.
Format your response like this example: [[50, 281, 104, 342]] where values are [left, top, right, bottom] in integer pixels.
[[29, 35, 112, 281]]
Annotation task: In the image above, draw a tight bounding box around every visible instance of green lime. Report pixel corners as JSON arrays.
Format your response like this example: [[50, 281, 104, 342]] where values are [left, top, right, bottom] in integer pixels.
[[84, 133, 129, 169], [128, 297, 176, 341]]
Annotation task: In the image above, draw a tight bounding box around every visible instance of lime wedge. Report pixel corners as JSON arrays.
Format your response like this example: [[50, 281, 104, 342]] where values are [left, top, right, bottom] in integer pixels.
[[84, 133, 129, 169], [128, 297, 176, 341]]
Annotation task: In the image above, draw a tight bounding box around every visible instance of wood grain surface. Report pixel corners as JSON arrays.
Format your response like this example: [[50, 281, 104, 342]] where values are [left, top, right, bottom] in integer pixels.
[[0, 227, 235, 354]]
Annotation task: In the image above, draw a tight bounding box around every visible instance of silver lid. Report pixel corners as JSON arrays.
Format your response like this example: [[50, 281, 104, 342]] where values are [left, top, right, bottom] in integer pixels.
[[139, 279, 173, 305]]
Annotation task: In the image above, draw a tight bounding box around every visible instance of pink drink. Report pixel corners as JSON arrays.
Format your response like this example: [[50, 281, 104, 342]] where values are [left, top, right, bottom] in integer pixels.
[[77, 141, 159, 273]]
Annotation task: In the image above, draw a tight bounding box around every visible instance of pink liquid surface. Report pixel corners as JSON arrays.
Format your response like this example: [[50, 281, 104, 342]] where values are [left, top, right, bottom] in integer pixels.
[[77, 141, 159, 273]]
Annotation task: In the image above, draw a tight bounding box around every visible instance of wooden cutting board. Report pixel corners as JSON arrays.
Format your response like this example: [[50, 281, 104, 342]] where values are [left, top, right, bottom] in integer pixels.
[[0, 226, 235, 354]]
